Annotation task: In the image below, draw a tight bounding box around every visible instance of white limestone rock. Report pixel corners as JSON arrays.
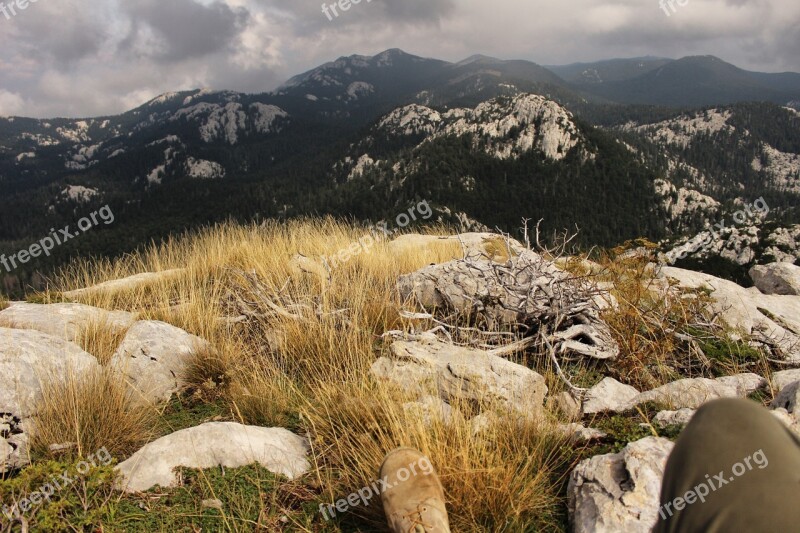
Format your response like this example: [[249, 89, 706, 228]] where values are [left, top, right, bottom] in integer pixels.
[[750, 263, 800, 295], [657, 266, 800, 362], [772, 369, 800, 392], [116, 423, 310, 492], [371, 335, 547, 416], [0, 302, 135, 342], [62, 269, 186, 298], [583, 378, 640, 415], [558, 423, 608, 443], [771, 381, 800, 417], [568, 437, 674, 533], [0, 328, 101, 472], [715, 373, 767, 396], [653, 408, 696, 428], [623, 378, 739, 411], [110, 320, 212, 404]]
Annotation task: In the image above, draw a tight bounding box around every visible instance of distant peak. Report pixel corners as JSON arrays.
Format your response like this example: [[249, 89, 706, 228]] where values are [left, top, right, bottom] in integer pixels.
[[457, 54, 502, 66], [376, 48, 407, 58], [680, 55, 724, 62]]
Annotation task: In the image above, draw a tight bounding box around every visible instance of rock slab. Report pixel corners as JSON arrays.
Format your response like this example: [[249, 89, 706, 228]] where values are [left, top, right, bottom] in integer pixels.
[[749, 263, 800, 296], [371, 334, 547, 415], [583, 378, 640, 415], [116, 422, 310, 492], [110, 320, 212, 404], [0, 302, 135, 342]]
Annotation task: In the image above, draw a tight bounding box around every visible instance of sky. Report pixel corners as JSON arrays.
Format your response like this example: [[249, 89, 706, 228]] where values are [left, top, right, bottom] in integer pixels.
[[0, 0, 798, 118]]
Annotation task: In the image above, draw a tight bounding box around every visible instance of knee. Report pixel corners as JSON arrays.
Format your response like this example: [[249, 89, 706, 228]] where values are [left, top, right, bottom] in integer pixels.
[[686, 398, 770, 437], [693, 398, 763, 421]]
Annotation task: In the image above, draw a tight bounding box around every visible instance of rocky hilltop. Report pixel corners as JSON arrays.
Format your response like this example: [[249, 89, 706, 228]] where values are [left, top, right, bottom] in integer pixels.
[[1, 222, 798, 530]]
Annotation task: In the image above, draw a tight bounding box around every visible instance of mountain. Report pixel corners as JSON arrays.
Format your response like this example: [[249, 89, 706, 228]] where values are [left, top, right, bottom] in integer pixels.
[[1, 49, 799, 295], [572, 56, 800, 107], [546, 57, 673, 85]]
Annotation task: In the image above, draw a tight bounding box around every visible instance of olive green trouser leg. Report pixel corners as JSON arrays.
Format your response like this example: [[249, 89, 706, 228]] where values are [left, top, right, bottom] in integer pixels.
[[653, 398, 800, 533]]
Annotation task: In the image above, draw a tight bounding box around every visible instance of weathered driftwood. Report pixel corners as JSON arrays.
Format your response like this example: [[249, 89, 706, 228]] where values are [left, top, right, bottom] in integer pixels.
[[396, 247, 620, 362]]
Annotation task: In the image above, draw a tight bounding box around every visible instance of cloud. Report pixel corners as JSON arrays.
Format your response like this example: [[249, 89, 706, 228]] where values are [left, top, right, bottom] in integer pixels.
[[121, 0, 250, 62], [0, 0, 797, 118]]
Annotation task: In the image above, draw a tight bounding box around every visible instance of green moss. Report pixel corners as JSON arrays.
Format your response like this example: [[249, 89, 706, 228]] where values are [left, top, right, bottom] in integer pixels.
[[111, 464, 281, 532], [683, 326, 762, 375], [157, 394, 231, 437], [588, 402, 682, 455], [0, 458, 117, 532]]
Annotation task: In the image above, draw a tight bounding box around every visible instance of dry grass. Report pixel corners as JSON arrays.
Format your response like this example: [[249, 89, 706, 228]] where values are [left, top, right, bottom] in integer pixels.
[[31, 367, 158, 461], [34, 219, 589, 529], [75, 319, 131, 366]]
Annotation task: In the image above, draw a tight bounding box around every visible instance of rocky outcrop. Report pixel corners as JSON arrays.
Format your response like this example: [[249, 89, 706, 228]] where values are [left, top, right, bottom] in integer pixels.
[[558, 423, 607, 443], [371, 334, 547, 416], [582, 378, 640, 415], [568, 437, 674, 533], [623, 378, 739, 411], [653, 408, 696, 428], [0, 302, 135, 342], [402, 396, 456, 426], [110, 320, 212, 404], [749, 263, 800, 295], [715, 373, 767, 396], [658, 266, 800, 362], [771, 381, 800, 416], [116, 423, 310, 492], [0, 328, 101, 472], [62, 269, 187, 298], [773, 369, 800, 392]]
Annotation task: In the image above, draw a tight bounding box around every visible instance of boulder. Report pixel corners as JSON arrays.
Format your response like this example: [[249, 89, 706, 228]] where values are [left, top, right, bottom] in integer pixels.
[[110, 320, 212, 404], [402, 396, 456, 426], [288, 255, 329, 284], [568, 437, 674, 533], [653, 408, 696, 428], [116, 423, 310, 492], [582, 378, 640, 415], [558, 423, 607, 443], [772, 369, 800, 392], [771, 382, 800, 416], [371, 335, 547, 416], [749, 263, 800, 295], [0, 302, 135, 342], [657, 266, 800, 362], [0, 328, 101, 472], [623, 378, 739, 412], [62, 269, 186, 298], [554, 391, 582, 420], [715, 373, 767, 396]]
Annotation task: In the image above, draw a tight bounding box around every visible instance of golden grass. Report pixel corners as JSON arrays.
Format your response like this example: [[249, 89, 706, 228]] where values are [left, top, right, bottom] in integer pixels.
[[36, 218, 591, 529], [31, 367, 158, 461], [74, 319, 130, 366]]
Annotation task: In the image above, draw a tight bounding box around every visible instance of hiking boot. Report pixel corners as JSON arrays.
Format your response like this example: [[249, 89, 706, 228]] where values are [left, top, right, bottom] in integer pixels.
[[379, 447, 451, 533]]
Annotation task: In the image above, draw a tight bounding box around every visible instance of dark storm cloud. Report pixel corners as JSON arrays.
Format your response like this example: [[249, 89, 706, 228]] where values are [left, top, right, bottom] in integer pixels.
[[4, 0, 109, 65], [262, 0, 455, 30], [121, 0, 250, 62]]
